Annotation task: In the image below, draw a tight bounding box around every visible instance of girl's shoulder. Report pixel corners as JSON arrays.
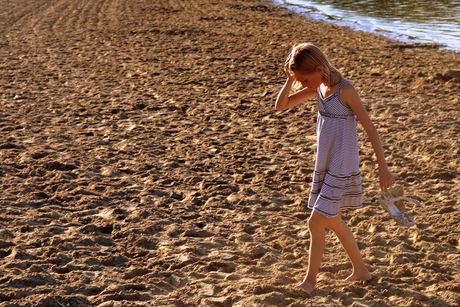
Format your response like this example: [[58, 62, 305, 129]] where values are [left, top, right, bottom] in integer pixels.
[[339, 78, 353, 87], [338, 79, 361, 106], [339, 79, 357, 92]]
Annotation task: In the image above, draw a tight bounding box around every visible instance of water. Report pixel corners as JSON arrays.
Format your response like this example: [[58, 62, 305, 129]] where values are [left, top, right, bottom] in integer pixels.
[[275, 0, 460, 51]]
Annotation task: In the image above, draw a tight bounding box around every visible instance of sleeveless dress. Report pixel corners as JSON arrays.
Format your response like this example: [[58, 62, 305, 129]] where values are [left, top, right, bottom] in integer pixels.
[[307, 79, 363, 218]]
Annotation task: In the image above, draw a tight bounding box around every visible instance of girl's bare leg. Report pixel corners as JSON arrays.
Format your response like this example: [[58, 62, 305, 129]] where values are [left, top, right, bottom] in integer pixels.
[[325, 212, 372, 281], [295, 210, 327, 294]]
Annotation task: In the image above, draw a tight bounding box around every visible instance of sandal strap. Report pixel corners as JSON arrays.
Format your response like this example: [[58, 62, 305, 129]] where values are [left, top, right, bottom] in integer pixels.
[[381, 191, 420, 206], [387, 196, 420, 206]]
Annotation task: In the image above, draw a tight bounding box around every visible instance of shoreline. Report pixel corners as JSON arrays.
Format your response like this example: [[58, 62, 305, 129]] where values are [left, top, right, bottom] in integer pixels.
[[0, 0, 459, 306], [272, 0, 460, 52]]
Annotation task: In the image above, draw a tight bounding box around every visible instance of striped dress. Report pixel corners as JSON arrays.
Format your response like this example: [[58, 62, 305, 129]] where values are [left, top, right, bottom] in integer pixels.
[[308, 79, 363, 218]]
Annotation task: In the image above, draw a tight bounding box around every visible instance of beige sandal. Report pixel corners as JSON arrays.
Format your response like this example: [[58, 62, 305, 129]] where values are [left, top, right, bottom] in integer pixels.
[[388, 185, 405, 211], [379, 185, 420, 227]]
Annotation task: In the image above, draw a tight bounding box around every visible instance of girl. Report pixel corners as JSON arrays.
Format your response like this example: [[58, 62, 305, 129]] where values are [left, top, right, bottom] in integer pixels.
[[275, 43, 395, 294]]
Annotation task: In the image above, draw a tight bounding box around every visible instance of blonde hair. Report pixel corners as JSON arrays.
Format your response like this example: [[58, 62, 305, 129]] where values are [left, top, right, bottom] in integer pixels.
[[287, 43, 343, 90]]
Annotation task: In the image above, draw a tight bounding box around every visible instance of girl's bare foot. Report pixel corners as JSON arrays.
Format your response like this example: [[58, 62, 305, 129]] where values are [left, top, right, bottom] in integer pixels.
[[345, 271, 372, 282], [293, 281, 316, 294]]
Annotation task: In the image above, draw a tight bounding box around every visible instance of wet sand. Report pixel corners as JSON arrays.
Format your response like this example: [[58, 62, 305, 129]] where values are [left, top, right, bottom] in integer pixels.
[[0, 0, 459, 306]]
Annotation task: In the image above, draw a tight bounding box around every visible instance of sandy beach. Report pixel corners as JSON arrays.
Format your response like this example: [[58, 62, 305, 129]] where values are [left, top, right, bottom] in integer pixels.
[[0, 0, 459, 306]]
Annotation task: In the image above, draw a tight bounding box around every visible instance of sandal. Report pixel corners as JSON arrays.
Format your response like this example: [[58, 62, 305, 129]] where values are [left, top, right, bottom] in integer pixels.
[[388, 185, 405, 211], [379, 186, 420, 227]]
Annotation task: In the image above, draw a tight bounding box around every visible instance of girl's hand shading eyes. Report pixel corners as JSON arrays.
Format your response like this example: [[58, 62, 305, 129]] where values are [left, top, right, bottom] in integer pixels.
[[284, 54, 294, 79]]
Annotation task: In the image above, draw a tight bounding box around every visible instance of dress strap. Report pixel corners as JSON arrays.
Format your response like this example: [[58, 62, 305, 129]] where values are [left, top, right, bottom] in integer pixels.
[[338, 78, 348, 90]]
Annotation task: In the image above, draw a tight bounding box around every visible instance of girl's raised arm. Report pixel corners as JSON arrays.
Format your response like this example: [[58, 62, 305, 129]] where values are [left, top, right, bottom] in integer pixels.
[[275, 59, 317, 111], [275, 78, 317, 111]]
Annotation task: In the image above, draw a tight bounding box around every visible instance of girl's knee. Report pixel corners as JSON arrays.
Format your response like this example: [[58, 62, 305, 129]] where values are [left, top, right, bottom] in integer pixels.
[[325, 215, 344, 231], [307, 216, 315, 230], [308, 211, 327, 231]]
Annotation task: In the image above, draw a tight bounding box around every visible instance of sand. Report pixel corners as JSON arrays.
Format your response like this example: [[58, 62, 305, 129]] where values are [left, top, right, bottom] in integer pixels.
[[0, 0, 459, 306]]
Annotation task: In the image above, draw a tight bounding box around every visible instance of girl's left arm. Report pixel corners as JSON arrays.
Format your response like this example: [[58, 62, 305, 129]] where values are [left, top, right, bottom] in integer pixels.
[[341, 83, 396, 191]]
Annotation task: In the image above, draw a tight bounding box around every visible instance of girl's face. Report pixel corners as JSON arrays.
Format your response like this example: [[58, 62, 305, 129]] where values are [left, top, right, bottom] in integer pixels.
[[294, 67, 325, 89]]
